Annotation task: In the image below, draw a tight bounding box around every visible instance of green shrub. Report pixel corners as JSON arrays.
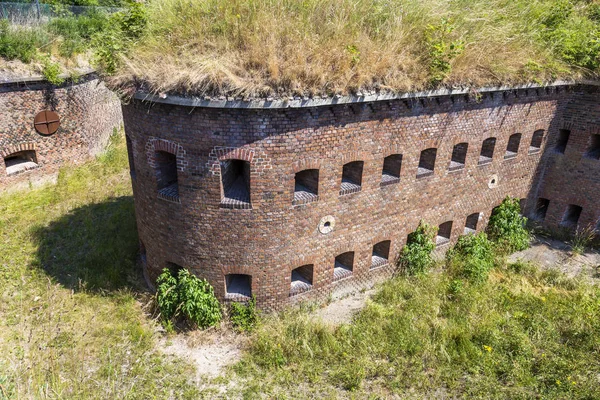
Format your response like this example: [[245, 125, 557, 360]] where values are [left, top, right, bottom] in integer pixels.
[[229, 295, 258, 332], [446, 232, 495, 283], [155, 268, 222, 330], [49, 10, 111, 57], [487, 197, 530, 253], [40, 56, 65, 85], [425, 18, 464, 85], [397, 220, 436, 275], [0, 20, 47, 63]]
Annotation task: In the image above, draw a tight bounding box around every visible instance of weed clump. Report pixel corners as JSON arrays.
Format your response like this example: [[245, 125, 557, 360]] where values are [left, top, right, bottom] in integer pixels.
[[397, 220, 436, 275], [487, 196, 530, 253], [446, 232, 495, 283], [229, 295, 259, 332], [156, 268, 222, 331]]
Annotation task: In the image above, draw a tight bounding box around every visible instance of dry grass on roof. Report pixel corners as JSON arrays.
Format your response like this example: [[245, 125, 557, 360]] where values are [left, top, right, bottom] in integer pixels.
[[110, 0, 599, 98]]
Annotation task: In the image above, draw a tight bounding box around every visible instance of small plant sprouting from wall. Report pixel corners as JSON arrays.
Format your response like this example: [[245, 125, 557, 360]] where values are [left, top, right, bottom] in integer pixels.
[[425, 18, 464, 85], [229, 295, 259, 332], [397, 220, 437, 275], [156, 268, 222, 331], [487, 197, 530, 253]]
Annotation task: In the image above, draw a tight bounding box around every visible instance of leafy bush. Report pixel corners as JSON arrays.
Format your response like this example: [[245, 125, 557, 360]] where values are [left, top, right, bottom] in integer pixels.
[[425, 18, 464, 85], [487, 197, 530, 253], [49, 10, 111, 57], [229, 295, 258, 332], [446, 232, 495, 283], [397, 220, 436, 275], [155, 268, 222, 330]]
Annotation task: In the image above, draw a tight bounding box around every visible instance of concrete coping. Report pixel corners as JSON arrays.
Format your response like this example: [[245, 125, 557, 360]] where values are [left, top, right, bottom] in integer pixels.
[[0, 69, 97, 86], [134, 80, 600, 110]]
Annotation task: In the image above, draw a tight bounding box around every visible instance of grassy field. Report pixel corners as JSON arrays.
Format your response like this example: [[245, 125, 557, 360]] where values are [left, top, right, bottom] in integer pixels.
[[1, 133, 599, 399], [0, 133, 199, 399], [111, 0, 600, 98]]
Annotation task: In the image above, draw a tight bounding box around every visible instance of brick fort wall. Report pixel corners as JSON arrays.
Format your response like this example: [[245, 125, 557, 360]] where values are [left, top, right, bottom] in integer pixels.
[[122, 83, 600, 310], [0, 72, 123, 190]]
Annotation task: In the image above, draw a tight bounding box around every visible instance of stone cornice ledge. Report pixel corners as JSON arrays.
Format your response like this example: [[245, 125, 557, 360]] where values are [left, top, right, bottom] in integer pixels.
[[134, 80, 600, 109], [0, 68, 97, 85]]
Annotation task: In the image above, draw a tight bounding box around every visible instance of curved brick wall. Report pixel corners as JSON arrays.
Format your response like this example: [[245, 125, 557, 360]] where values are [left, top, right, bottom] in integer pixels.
[[0, 72, 123, 190], [123, 83, 600, 310]]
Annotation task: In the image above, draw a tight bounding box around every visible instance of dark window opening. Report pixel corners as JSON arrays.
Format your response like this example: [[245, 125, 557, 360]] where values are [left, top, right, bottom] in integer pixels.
[[534, 198, 550, 221], [561, 204, 582, 228], [140, 242, 147, 264], [126, 136, 136, 179], [585, 134, 600, 160], [166, 262, 183, 275], [290, 264, 313, 296], [333, 252, 354, 281], [381, 154, 402, 186], [504, 133, 521, 159], [155, 151, 179, 201], [221, 159, 251, 209], [479, 137, 496, 165], [371, 240, 391, 269], [436, 221, 453, 246], [555, 129, 570, 154], [4, 150, 38, 176], [340, 161, 364, 195], [529, 130, 544, 153], [464, 213, 480, 234], [417, 148, 437, 178], [449, 142, 468, 171], [225, 274, 252, 300], [293, 169, 319, 205]]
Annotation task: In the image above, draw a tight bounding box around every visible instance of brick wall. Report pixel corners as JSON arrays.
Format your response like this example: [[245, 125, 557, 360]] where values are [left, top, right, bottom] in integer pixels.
[[122, 84, 600, 310], [0, 73, 123, 190]]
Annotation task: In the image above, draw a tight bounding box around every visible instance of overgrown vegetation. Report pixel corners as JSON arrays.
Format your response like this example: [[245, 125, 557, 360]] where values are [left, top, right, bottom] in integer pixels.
[[446, 232, 495, 283], [397, 220, 437, 275], [0, 133, 199, 398], [106, 0, 600, 97], [487, 196, 531, 253], [229, 295, 259, 332], [156, 268, 222, 331]]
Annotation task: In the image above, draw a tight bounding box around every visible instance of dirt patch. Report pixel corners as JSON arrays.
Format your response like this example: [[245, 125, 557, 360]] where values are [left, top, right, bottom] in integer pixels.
[[509, 237, 600, 280], [313, 289, 377, 325], [159, 329, 244, 382]]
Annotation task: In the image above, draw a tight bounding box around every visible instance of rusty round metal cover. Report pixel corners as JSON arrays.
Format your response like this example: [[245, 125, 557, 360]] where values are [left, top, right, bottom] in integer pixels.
[[34, 110, 61, 135]]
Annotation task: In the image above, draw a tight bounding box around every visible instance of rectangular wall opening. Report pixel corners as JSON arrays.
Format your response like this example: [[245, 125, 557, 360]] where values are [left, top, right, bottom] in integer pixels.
[[225, 274, 252, 300], [293, 169, 319, 205], [555, 129, 570, 154], [585, 134, 600, 160], [126, 135, 136, 179], [340, 161, 364, 195], [504, 133, 521, 159], [290, 264, 313, 296], [333, 251, 354, 281], [381, 154, 402, 186], [4, 150, 38, 176], [371, 240, 391, 269], [534, 198, 550, 221], [479, 137, 496, 165], [220, 159, 251, 209], [155, 150, 179, 200], [561, 204, 582, 228], [417, 148, 437, 178], [449, 142, 468, 171], [464, 213, 480, 234], [166, 261, 184, 275], [436, 221, 453, 246], [529, 130, 544, 153]]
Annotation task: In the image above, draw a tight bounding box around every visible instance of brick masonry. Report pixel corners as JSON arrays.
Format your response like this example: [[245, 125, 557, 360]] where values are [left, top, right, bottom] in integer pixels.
[[0, 73, 123, 190], [122, 84, 600, 310]]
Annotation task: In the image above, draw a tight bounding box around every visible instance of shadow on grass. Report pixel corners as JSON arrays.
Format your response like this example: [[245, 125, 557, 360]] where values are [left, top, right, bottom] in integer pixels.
[[32, 196, 144, 292]]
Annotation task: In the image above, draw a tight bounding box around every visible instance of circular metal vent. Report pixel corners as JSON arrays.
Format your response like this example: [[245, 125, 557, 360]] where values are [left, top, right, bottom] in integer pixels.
[[34, 110, 60, 135]]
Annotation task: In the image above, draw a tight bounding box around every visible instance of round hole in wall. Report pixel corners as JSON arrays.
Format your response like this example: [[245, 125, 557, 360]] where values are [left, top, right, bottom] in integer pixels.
[[488, 174, 499, 189], [318, 215, 336, 234], [34, 110, 60, 135]]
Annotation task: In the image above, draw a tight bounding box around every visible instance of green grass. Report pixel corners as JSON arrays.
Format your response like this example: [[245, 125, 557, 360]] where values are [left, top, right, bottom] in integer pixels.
[[0, 133, 199, 399], [232, 262, 600, 399]]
